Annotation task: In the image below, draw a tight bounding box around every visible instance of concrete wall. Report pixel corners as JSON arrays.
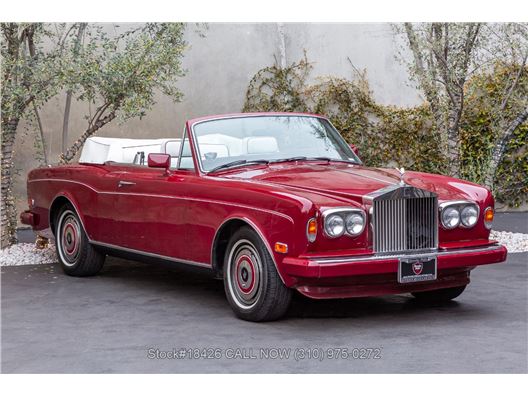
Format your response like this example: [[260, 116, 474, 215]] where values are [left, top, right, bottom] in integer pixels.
[[13, 23, 422, 221]]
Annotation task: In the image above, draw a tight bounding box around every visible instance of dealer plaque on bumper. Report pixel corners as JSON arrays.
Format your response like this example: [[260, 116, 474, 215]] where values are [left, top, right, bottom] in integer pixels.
[[398, 256, 437, 283]]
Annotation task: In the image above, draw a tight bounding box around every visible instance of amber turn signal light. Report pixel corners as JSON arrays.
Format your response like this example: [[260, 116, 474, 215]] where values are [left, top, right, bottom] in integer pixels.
[[307, 218, 317, 242], [274, 242, 288, 254], [484, 207, 494, 229]]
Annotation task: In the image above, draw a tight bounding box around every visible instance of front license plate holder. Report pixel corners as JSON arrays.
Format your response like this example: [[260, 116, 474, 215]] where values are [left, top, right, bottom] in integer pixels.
[[398, 256, 437, 283]]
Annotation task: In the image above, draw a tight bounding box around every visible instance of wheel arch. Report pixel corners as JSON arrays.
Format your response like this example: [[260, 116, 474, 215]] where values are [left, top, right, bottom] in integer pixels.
[[49, 194, 86, 238], [211, 216, 287, 283]]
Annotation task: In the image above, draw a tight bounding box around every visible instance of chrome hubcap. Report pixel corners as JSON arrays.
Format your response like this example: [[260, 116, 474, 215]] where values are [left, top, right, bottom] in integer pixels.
[[236, 255, 256, 294], [228, 240, 262, 309], [58, 211, 81, 266]]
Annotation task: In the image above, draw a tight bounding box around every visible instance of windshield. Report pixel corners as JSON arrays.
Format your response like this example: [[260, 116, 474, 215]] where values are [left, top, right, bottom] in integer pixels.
[[192, 115, 361, 172]]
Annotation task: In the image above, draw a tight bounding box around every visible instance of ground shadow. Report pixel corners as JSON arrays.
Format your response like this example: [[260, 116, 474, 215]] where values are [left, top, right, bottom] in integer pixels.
[[96, 256, 475, 322]]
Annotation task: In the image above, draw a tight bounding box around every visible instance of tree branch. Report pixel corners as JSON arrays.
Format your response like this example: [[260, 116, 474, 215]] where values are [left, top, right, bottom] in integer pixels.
[[62, 23, 87, 152], [485, 105, 528, 187], [32, 101, 48, 165], [500, 52, 527, 111]]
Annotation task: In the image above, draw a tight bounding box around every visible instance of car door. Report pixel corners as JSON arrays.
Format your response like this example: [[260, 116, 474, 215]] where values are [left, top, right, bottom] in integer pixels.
[[113, 132, 198, 262], [91, 164, 131, 246]]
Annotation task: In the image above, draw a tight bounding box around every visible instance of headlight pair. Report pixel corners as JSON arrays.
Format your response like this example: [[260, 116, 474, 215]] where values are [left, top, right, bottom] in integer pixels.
[[323, 208, 366, 238], [440, 201, 479, 229]]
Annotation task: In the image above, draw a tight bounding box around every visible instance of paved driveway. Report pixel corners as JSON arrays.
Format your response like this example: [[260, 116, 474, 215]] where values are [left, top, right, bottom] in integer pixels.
[[2, 214, 527, 373]]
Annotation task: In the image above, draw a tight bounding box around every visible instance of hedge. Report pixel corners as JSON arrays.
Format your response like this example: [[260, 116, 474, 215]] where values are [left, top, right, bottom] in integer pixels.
[[243, 59, 527, 207]]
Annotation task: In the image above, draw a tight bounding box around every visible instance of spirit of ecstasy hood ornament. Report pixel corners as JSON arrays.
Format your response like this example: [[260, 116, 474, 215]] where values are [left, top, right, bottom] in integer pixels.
[[396, 167, 406, 186]]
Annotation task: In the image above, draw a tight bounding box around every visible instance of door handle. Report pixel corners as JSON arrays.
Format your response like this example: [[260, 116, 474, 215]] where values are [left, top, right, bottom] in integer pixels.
[[118, 180, 136, 188]]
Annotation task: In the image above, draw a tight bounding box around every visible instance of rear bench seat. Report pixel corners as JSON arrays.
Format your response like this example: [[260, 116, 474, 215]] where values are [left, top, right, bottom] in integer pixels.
[[79, 135, 279, 167]]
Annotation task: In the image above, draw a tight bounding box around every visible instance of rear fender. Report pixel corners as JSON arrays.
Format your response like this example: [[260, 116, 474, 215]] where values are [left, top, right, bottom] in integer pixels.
[[49, 192, 90, 239]]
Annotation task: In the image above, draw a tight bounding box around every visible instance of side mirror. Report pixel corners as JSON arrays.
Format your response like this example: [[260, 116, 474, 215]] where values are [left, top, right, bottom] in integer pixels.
[[349, 143, 359, 157], [148, 153, 170, 169]]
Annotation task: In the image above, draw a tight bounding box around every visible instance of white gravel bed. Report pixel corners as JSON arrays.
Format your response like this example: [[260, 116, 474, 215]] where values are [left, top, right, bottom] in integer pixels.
[[0, 230, 526, 267], [0, 243, 57, 266], [490, 230, 528, 253]]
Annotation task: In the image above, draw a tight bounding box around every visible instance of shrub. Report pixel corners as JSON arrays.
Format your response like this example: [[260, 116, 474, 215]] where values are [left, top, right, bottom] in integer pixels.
[[243, 58, 527, 206]]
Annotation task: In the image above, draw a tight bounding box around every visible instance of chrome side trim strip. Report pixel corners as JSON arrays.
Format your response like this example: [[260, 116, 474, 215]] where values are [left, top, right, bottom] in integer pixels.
[[30, 178, 293, 222], [311, 244, 503, 264], [90, 240, 212, 269]]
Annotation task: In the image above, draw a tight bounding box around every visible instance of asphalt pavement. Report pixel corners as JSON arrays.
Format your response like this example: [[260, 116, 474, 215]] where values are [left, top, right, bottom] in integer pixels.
[[2, 213, 527, 373]]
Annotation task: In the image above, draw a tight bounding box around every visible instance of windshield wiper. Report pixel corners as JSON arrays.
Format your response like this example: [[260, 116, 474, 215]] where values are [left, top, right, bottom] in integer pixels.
[[269, 156, 309, 163], [310, 157, 357, 164], [270, 156, 357, 164], [208, 159, 269, 173]]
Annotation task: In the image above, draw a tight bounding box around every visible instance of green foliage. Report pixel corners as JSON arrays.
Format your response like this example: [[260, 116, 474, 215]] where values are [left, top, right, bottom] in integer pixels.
[[306, 77, 444, 173], [460, 62, 528, 206], [1, 23, 65, 122], [66, 23, 186, 122], [372, 105, 445, 174], [243, 56, 310, 113], [1, 23, 189, 246], [60, 23, 188, 163], [243, 58, 444, 172], [243, 57, 526, 206], [1, 23, 72, 246], [306, 75, 376, 143], [496, 123, 528, 206]]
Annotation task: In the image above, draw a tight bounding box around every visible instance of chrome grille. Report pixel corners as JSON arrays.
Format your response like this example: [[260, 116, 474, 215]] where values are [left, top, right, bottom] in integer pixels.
[[372, 191, 438, 253]]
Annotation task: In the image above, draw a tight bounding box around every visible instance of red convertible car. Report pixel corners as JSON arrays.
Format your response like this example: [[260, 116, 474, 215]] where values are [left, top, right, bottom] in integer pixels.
[[22, 112, 507, 321]]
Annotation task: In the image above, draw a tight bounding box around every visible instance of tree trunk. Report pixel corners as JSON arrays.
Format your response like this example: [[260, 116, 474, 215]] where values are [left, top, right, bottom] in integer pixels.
[[59, 110, 116, 164], [404, 23, 450, 173], [1, 118, 20, 248], [32, 102, 48, 165], [445, 92, 464, 178], [484, 106, 528, 189], [446, 125, 460, 178], [62, 23, 87, 153], [62, 93, 73, 153]]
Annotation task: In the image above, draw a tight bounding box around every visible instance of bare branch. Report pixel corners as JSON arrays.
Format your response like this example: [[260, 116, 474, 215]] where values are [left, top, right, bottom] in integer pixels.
[[32, 101, 48, 165], [500, 52, 527, 111]]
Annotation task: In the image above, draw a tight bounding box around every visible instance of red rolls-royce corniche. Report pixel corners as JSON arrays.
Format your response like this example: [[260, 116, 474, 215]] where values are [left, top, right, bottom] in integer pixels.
[[22, 112, 507, 321]]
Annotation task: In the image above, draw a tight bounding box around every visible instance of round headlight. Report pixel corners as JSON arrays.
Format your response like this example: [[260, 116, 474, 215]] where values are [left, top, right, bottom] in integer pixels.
[[345, 213, 365, 236], [442, 207, 460, 229], [460, 205, 478, 228], [324, 214, 345, 237]]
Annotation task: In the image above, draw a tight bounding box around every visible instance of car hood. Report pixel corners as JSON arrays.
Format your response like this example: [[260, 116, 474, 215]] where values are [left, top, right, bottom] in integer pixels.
[[219, 163, 489, 203]]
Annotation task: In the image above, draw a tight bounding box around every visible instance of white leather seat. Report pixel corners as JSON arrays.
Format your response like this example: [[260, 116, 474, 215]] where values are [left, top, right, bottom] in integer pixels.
[[245, 137, 278, 154], [79, 135, 280, 166], [200, 143, 229, 158], [80, 137, 173, 164], [197, 134, 278, 156], [198, 134, 244, 156]]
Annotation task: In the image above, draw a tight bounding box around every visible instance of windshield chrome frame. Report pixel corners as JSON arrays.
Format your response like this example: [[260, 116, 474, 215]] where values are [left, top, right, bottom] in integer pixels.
[[190, 114, 362, 174]]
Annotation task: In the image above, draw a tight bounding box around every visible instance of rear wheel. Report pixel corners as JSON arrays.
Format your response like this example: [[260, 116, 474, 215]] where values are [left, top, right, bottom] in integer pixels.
[[55, 204, 105, 276], [224, 226, 292, 321], [411, 285, 466, 303]]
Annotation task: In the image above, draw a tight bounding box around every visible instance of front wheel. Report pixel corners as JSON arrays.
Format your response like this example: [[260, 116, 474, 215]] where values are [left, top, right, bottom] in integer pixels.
[[411, 285, 466, 303], [55, 204, 105, 276], [224, 226, 292, 321]]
